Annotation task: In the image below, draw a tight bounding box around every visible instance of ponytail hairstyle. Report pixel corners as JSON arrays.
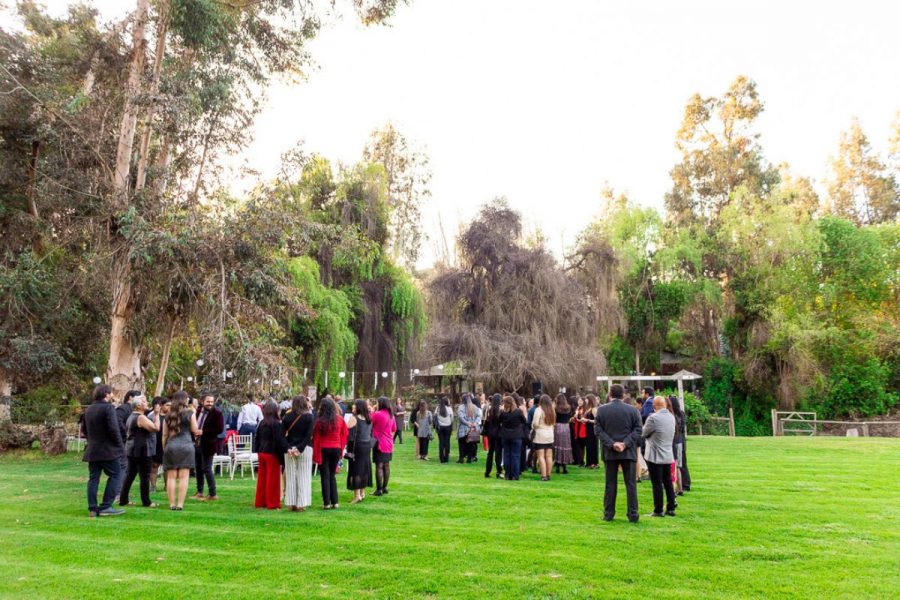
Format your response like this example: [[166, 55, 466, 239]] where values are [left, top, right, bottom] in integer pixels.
[[439, 396, 450, 418], [489, 393, 502, 422], [462, 393, 475, 420]]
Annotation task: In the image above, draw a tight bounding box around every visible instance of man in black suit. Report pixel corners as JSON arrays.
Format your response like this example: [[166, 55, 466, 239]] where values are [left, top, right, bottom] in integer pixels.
[[114, 390, 140, 498], [82, 384, 126, 517], [595, 384, 643, 522], [193, 392, 225, 501]]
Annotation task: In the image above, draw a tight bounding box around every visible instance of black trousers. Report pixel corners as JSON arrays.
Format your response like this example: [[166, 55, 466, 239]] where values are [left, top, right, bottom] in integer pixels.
[[681, 438, 692, 490], [573, 436, 585, 466], [87, 459, 123, 513], [394, 426, 403, 443], [647, 460, 676, 514], [603, 459, 639, 521], [437, 426, 452, 462], [195, 446, 216, 496], [457, 437, 468, 462], [418, 436, 430, 457], [120, 455, 152, 507], [485, 435, 502, 475], [319, 447, 340, 506], [519, 438, 528, 473]]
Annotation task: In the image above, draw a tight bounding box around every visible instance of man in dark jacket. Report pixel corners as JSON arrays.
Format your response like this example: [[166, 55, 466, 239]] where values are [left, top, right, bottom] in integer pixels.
[[193, 392, 225, 501], [114, 390, 141, 499], [82, 384, 126, 517], [595, 384, 643, 522]]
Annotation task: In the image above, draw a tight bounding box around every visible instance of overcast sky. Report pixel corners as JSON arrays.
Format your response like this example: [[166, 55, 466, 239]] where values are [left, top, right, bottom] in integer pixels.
[[23, 1, 900, 266]]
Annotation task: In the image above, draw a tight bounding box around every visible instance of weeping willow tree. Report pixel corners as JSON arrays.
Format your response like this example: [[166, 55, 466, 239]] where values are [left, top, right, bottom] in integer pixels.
[[426, 199, 617, 391], [284, 154, 427, 394]]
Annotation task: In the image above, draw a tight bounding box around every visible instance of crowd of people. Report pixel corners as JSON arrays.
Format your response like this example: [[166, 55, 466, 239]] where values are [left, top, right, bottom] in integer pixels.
[[80, 382, 690, 522], [406, 386, 691, 522]]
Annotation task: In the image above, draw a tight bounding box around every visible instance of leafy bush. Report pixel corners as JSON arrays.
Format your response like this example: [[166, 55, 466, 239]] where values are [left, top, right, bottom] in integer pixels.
[[9, 384, 72, 425], [820, 357, 898, 418]]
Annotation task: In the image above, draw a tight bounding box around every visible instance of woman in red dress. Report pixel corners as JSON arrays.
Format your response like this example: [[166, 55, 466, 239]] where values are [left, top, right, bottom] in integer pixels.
[[312, 397, 348, 510]]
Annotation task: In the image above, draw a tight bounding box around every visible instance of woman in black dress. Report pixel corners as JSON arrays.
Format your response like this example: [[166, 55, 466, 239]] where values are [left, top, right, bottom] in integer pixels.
[[347, 399, 373, 504], [583, 394, 600, 469]]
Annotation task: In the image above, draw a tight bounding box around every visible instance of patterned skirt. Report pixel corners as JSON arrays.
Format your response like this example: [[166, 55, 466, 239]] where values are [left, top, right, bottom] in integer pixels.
[[553, 424, 573, 464]]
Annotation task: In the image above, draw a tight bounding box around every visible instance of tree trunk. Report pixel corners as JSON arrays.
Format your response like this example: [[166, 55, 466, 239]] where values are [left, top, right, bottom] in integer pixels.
[[107, 0, 150, 395], [112, 0, 150, 207], [26, 140, 40, 220], [135, 1, 170, 191], [634, 348, 641, 374], [154, 314, 177, 397]]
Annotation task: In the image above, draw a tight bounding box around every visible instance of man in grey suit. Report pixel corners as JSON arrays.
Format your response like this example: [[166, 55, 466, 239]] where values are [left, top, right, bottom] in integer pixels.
[[642, 396, 677, 517], [595, 384, 643, 522]]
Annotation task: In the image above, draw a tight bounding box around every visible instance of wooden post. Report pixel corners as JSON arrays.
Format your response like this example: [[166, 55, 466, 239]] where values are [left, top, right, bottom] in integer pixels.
[[698, 422, 703, 436], [728, 407, 736, 437], [771, 409, 777, 437], [862, 422, 869, 437]]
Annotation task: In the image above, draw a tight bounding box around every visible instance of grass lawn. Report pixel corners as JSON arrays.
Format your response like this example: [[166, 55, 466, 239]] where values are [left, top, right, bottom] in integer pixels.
[[0, 436, 897, 599]]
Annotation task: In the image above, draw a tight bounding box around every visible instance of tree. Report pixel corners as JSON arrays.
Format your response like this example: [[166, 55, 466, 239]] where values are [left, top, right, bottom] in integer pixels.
[[363, 123, 431, 269], [665, 76, 779, 230], [826, 119, 899, 225], [96, 0, 406, 394], [427, 199, 607, 391]]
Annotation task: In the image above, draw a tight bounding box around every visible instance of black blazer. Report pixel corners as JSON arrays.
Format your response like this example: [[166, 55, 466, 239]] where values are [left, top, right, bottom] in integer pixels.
[[594, 400, 643, 462], [196, 407, 225, 455], [82, 401, 125, 463]]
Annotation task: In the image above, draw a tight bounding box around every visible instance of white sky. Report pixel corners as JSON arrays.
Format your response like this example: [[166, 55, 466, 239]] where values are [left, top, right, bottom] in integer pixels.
[[17, 0, 900, 267]]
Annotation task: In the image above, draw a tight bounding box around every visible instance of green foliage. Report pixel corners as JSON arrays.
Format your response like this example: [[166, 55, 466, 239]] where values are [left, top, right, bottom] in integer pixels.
[[386, 265, 426, 363], [604, 336, 634, 375], [819, 355, 898, 418], [9, 384, 72, 425], [286, 257, 357, 390], [170, 0, 235, 50], [702, 357, 739, 415]]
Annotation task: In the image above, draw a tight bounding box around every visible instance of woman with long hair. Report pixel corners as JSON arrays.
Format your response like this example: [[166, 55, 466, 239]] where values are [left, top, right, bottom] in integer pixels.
[[312, 397, 348, 509], [668, 395, 685, 495], [283, 396, 314, 512], [414, 400, 434, 460], [583, 394, 600, 469], [553, 393, 574, 474], [483, 394, 503, 478], [456, 393, 482, 463], [499, 395, 527, 480], [162, 391, 201, 511], [254, 400, 285, 510], [393, 397, 406, 444], [347, 399, 374, 504], [572, 396, 587, 467], [531, 395, 556, 481], [371, 396, 397, 496], [435, 396, 454, 463], [514, 394, 528, 474]]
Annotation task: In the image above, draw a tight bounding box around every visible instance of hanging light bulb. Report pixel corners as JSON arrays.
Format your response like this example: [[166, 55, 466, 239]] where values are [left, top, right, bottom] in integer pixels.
[[92, 376, 102, 384]]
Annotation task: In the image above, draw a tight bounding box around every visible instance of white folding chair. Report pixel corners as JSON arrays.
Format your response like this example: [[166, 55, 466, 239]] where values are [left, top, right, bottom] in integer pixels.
[[212, 442, 231, 476], [65, 425, 85, 452], [230, 434, 258, 480]]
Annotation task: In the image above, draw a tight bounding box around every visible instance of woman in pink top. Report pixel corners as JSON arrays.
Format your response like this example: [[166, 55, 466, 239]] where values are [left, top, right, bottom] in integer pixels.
[[371, 396, 397, 496]]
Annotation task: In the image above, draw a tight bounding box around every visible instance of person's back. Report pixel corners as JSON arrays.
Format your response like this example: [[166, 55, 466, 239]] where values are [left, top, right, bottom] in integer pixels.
[[643, 409, 676, 464], [84, 401, 125, 463], [499, 409, 525, 438], [596, 401, 642, 460]]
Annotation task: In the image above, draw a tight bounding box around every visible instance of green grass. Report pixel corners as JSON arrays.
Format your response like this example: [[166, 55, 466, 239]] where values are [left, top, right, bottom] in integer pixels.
[[0, 436, 898, 599]]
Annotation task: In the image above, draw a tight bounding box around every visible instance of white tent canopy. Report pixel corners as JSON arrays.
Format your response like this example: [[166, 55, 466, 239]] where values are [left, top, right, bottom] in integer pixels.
[[596, 370, 702, 406]]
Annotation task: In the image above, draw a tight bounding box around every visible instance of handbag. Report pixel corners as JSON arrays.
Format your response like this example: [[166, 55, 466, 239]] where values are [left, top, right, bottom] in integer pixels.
[[466, 427, 480, 443]]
